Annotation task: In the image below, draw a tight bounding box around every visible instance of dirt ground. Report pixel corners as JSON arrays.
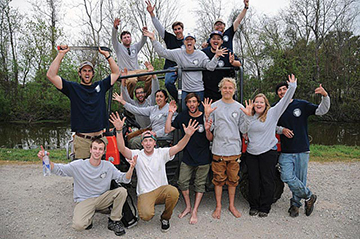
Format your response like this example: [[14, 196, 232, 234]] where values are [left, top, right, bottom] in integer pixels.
[[1, 161, 359, 239]]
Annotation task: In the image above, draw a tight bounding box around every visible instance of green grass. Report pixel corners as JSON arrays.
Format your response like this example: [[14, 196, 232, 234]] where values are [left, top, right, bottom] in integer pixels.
[[0, 145, 359, 164]]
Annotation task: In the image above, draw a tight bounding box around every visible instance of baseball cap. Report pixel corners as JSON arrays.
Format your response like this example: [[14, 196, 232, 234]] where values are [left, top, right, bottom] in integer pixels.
[[184, 33, 196, 41], [214, 18, 226, 26], [210, 30, 224, 39], [78, 61, 94, 72]]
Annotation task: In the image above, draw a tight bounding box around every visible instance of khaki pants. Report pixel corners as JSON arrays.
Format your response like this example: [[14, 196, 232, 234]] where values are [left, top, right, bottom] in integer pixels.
[[74, 135, 108, 159], [137, 185, 179, 221], [126, 69, 153, 98], [72, 187, 127, 231]]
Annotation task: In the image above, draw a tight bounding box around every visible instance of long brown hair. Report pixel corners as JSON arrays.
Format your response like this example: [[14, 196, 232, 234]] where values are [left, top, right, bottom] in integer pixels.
[[252, 93, 270, 122]]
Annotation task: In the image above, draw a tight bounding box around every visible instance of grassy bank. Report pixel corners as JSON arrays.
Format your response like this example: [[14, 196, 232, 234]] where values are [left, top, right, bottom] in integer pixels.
[[0, 145, 359, 164]]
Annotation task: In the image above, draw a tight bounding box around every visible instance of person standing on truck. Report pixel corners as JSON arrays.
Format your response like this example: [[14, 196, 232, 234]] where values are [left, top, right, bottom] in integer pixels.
[[46, 45, 120, 159], [110, 111, 199, 232], [165, 93, 213, 224]]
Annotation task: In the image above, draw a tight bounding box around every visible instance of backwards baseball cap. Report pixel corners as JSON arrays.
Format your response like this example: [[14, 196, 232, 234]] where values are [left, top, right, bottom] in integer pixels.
[[214, 18, 225, 26], [184, 33, 196, 41], [275, 82, 289, 94], [78, 61, 94, 72], [141, 131, 157, 142], [210, 30, 224, 39]]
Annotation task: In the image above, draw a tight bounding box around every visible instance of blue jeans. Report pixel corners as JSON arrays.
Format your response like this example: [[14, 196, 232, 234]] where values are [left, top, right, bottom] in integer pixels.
[[181, 91, 204, 112], [165, 68, 178, 101], [279, 152, 312, 208]]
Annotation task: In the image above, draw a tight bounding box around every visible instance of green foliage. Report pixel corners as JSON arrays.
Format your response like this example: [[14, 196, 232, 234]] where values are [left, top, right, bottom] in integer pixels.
[[310, 144, 360, 162], [0, 148, 68, 163]]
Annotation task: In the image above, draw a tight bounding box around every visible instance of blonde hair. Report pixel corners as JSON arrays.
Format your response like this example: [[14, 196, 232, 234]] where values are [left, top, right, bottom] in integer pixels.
[[252, 93, 270, 122], [218, 77, 237, 91]]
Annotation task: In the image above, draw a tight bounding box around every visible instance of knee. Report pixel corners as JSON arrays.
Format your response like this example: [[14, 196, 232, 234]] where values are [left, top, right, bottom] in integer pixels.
[[166, 186, 180, 199], [139, 209, 155, 221], [114, 187, 127, 198], [72, 220, 89, 231]]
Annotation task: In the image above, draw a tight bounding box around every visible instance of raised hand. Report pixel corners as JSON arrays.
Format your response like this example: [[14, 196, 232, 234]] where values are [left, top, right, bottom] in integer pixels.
[[182, 119, 199, 136], [99, 47, 110, 58], [145, 0, 155, 14], [202, 98, 217, 118], [244, 0, 249, 8], [143, 28, 155, 41], [169, 100, 177, 113], [205, 118, 213, 131], [112, 92, 125, 105], [240, 99, 253, 116], [109, 111, 126, 130], [201, 42, 209, 49], [37, 145, 47, 161], [229, 52, 235, 65], [114, 18, 120, 29], [314, 84, 328, 97], [57, 45, 70, 54], [215, 45, 228, 58], [128, 155, 137, 169], [287, 74, 297, 84]]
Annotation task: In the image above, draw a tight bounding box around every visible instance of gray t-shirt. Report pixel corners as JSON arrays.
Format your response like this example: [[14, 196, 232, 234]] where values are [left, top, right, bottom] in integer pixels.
[[209, 100, 250, 156], [121, 77, 160, 128], [52, 159, 130, 202], [152, 40, 219, 92], [246, 82, 297, 155], [112, 27, 146, 71]]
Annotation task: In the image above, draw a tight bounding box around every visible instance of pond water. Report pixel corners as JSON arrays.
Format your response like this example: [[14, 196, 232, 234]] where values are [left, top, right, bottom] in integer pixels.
[[0, 121, 359, 149]]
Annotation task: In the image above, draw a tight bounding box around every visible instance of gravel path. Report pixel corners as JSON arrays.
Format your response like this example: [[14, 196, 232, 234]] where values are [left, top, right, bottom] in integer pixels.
[[1, 162, 359, 239]]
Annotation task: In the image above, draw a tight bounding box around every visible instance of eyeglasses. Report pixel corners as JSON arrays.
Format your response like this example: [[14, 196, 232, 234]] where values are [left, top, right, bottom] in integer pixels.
[[135, 91, 145, 95], [215, 22, 225, 26]]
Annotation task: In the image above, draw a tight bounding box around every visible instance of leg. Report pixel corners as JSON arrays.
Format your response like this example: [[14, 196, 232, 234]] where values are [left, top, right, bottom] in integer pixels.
[[137, 73, 153, 98], [154, 185, 180, 220], [164, 69, 178, 100], [246, 154, 261, 211], [190, 192, 204, 224], [295, 153, 312, 202], [137, 190, 157, 221], [125, 74, 138, 99], [73, 135, 91, 159], [213, 185, 223, 219], [211, 160, 227, 219], [94, 188, 128, 221], [226, 160, 241, 218], [177, 163, 194, 219], [191, 164, 210, 224], [72, 198, 96, 231]]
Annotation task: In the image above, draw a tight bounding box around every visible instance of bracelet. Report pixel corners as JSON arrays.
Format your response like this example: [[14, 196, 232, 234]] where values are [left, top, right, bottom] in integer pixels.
[[244, 6, 249, 9], [106, 54, 111, 60], [116, 127, 123, 134]]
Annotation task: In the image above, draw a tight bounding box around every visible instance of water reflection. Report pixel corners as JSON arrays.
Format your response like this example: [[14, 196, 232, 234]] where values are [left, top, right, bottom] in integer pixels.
[[0, 121, 359, 149]]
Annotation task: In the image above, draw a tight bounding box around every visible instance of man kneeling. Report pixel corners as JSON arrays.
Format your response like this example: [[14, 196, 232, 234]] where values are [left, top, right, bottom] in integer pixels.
[[110, 111, 198, 232], [37, 139, 136, 236]]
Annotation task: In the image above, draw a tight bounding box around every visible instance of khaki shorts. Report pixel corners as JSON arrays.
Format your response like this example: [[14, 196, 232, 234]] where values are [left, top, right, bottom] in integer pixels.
[[74, 135, 108, 159], [177, 162, 210, 193], [211, 155, 240, 187]]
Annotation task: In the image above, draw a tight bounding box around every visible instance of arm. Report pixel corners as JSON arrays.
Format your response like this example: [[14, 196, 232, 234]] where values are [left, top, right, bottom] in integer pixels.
[[169, 119, 199, 157], [46, 45, 70, 90], [149, 76, 159, 105], [134, 27, 148, 52], [146, 0, 166, 39], [121, 84, 136, 105], [99, 47, 120, 86], [113, 92, 153, 116], [233, 0, 249, 31], [203, 46, 227, 71], [229, 52, 241, 67], [109, 112, 133, 159], [204, 117, 213, 141], [271, 74, 297, 117], [314, 84, 330, 116], [112, 19, 122, 56], [165, 100, 177, 134], [37, 146, 55, 170], [125, 155, 137, 180]]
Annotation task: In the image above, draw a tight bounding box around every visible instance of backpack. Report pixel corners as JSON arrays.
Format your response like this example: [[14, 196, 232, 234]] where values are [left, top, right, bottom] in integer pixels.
[[110, 180, 138, 228]]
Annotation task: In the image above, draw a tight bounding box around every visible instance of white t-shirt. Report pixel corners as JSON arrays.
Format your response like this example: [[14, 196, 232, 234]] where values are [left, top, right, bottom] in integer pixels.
[[131, 148, 174, 195]]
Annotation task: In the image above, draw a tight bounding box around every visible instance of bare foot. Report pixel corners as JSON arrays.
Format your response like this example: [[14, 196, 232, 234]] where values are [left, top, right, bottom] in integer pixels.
[[178, 208, 191, 218], [229, 206, 242, 218], [212, 207, 221, 219], [189, 211, 198, 224]]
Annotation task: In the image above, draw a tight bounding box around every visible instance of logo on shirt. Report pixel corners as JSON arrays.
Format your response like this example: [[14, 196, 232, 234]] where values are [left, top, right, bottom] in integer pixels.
[[100, 172, 107, 179], [223, 35, 229, 42], [158, 113, 164, 119], [181, 45, 186, 50], [198, 124, 204, 133], [232, 112, 238, 118], [131, 49, 136, 55], [95, 85, 100, 92], [218, 60, 225, 67], [193, 59, 199, 65], [293, 108, 302, 117]]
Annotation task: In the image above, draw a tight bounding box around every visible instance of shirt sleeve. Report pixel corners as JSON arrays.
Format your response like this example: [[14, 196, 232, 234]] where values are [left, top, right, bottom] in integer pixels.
[[52, 163, 75, 177], [134, 35, 147, 52], [315, 96, 330, 116], [151, 16, 165, 39], [112, 27, 122, 57], [111, 166, 131, 184], [199, 51, 219, 71], [152, 40, 177, 62], [148, 77, 160, 106], [239, 105, 251, 134], [121, 85, 136, 105], [271, 82, 297, 119], [124, 103, 153, 116]]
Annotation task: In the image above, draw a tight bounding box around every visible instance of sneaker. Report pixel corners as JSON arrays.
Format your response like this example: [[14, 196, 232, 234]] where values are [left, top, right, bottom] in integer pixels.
[[305, 194, 317, 216], [288, 205, 299, 218], [258, 212, 268, 218], [160, 219, 170, 232], [108, 218, 126, 236], [249, 209, 259, 216]]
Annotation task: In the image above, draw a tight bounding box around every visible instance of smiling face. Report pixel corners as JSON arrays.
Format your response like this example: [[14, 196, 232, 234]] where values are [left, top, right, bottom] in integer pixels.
[[141, 136, 157, 155], [220, 81, 236, 100], [214, 22, 225, 32], [277, 85, 288, 99], [89, 141, 105, 161], [186, 96, 200, 115], [79, 65, 94, 85], [253, 96, 266, 115], [172, 25, 184, 39], [155, 91, 167, 108], [135, 88, 145, 103], [210, 35, 223, 50], [184, 37, 195, 53]]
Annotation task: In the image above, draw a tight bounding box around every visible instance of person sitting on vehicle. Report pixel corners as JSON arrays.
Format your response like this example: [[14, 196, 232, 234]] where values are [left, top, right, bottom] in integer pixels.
[[46, 45, 120, 160], [201, 0, 249, 50], [165, 93, 213, 224], [112, 18, 152, 98], [202, 31, 241, 101], [275, 82, 330, 217], [143, 28, 227, 111], [146, 0, 184, 102], [110, 111, 199, 232], [37, 140, 136, 236], [243, 74, 297, 218], [203, 77, 251, 219], [120, 62, 160, 129], [113, 89, 175, 149]]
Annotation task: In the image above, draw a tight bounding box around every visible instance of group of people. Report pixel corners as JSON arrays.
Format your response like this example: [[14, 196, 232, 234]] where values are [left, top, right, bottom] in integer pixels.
[[40, 0, 331, 236]]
